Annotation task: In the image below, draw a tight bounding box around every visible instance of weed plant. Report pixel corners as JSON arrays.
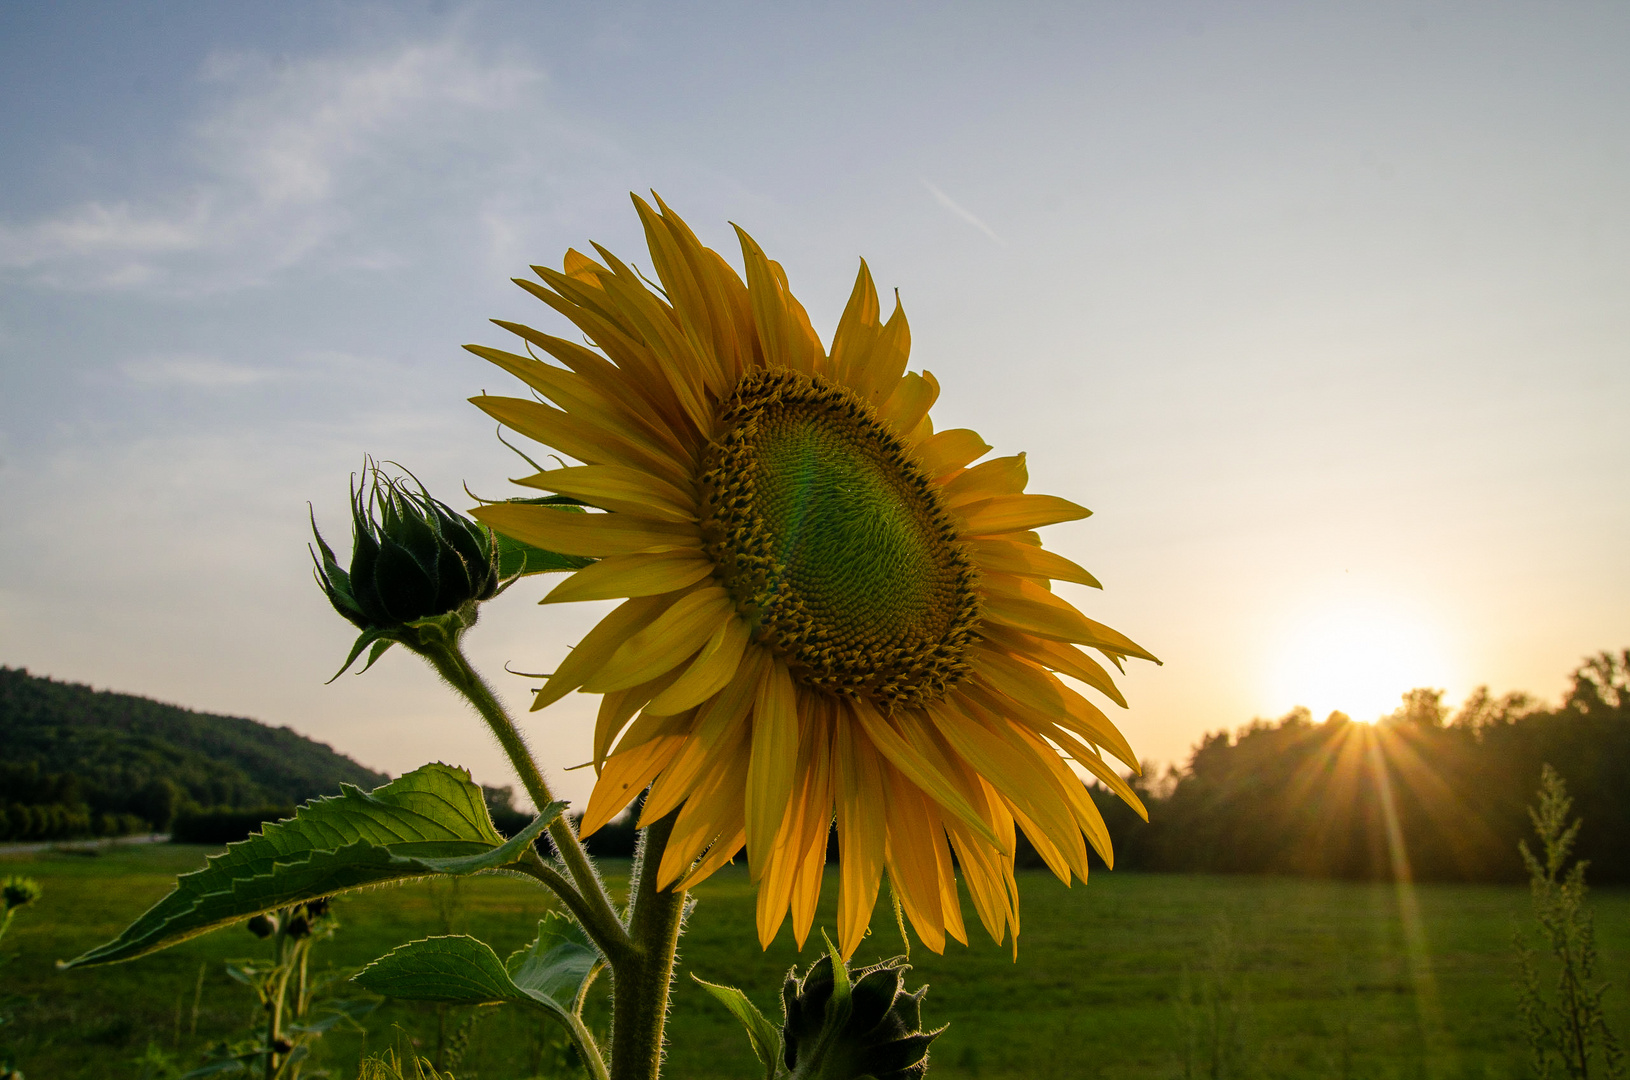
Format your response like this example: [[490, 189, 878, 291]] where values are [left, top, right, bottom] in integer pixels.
[[1515, 764, 1625, 1079]]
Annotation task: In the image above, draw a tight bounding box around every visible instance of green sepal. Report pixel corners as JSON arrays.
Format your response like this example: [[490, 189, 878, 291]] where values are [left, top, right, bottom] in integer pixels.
[[692, 974, 784, 1080], [62, 764, 565, 968]]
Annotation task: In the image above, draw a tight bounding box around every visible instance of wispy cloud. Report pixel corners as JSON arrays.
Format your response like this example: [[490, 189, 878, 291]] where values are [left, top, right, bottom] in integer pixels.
[[0, 35, 602, 294], [923, 180, 1006, 246]]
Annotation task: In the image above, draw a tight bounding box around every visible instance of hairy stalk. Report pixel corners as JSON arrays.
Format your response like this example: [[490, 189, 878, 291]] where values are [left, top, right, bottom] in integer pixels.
[[610, 814, 688, 1080], [416, 639, 632, 963]]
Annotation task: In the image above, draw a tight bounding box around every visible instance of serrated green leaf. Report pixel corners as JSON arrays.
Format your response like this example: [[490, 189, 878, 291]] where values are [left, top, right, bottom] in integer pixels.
[[353, 935, 520, 1004], [356, 923, 607, 1080], [506, 912, 599, 1009], [693, 974, 783, 1080], [63, 764, 565, 968]]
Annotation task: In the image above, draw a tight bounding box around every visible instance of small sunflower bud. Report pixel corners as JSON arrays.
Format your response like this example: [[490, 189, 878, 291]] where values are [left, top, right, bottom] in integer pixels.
[[780, 948, 941, 1080], [311, 462, 502, 677], [2, 876, 42, 911]]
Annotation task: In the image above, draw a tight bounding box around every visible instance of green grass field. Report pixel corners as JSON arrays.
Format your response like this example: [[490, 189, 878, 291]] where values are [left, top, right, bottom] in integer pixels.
[[2, 843, 1626, 1079]]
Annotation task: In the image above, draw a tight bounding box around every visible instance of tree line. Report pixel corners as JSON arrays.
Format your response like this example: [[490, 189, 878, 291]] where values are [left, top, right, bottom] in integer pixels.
[[1084, 649, 1630, 883]]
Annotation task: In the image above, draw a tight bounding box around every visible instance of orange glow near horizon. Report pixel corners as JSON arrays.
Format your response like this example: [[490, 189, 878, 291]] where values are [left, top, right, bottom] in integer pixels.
[[1266, 597, 1456, 723]]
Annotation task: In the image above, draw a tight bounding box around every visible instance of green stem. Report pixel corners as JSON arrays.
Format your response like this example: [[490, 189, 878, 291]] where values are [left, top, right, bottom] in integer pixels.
[[610, 814, 688, 1080], [417, 639, 632, 962]]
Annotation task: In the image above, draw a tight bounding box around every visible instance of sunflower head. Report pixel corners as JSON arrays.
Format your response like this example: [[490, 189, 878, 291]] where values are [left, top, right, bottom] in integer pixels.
[[469, 194, 1157, 957]]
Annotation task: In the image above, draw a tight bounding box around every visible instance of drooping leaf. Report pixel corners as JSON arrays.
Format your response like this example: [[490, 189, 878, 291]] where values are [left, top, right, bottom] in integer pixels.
[[693, 974, 783, 1080], [63, 764, 565, 967]]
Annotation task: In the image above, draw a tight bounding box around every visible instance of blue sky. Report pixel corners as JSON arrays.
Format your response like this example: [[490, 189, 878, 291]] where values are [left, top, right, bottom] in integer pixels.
[[2, 1, 1626, 806]]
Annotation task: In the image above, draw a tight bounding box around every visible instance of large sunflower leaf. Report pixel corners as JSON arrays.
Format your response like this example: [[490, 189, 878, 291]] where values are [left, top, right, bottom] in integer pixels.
[[63, 764, 565, 968]]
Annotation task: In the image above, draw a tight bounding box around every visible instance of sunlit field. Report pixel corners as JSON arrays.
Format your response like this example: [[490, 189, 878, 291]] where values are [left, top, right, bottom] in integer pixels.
[[5, 844, 1626, 1079]]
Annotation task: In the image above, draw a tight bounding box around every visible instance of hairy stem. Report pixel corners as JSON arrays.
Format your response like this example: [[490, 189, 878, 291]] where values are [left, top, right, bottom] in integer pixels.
[[417, 639, 632, 962], [610, 814, 688, 1080]]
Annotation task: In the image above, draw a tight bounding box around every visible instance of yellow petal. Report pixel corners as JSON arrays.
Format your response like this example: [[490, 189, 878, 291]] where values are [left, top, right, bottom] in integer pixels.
[[915, 428, 991, 478], [487, 318, 694, 458], [929, 699, 1088, 881], [735, 226, 822, 376], [849, 295, 910, 407], [783, 701, 835, 947], [849, 698, 1000, 849], [1005, 721, 1113, 867], [882, 777, 946, 954], [980, 624, 1126, 708], [583, 587, 734, 693], [471, 394, 691, 489], [968, 648, 1138, 768], [1044, 723, 1148, 823], [594, 665, 685, 772], [834, 710, 887, 958], [643, 614, 750, 716], [980, 582, 1103, 646], [745, 661, 800, 875], [474, 502, 697, 559], [529, 267, 706, 439], [581, 734, 685, 836], [957, 492, 1091, 535], [662, 736, 750, 886], [464, 345, 692, 466], [877, 369, 939, 436], [977, 623, 1126, 707], [674, 824, 746, 891], [967, 537, 1102, 590], [532, 594, 673, 709], [543, 550, 715, 606], [637, 194, 744, 393], [513, 464, 695, 523], [829, 259, 882, 387], [943, 819, 1013, 947], [940, 453, 1028, 504], [642, 649, 766, 823]]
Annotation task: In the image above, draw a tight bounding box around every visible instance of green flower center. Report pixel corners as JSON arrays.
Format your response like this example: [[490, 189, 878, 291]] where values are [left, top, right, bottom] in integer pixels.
[[700, 370, 980, 706]]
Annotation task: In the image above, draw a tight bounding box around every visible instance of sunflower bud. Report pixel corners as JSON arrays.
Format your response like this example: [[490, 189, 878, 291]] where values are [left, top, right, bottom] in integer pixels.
[[311, 463, 502, 677], [780, 948, 940, 1080], [2, 876, 42, 911]]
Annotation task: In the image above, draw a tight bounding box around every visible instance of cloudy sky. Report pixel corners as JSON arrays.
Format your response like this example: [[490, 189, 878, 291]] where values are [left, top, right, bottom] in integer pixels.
[[2, 2, 1626, 808]]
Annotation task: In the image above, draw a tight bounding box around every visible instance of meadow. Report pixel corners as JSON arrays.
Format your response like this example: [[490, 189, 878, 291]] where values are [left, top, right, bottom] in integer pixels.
[[3, 843, 1627, 1079]]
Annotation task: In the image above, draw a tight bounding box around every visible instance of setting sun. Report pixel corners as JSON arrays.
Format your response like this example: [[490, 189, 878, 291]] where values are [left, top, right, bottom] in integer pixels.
[[1268, 599, 1455, 723]]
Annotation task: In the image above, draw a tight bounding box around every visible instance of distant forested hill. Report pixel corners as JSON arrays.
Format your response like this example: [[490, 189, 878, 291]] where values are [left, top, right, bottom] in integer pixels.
[[1, 666, 388, 840]]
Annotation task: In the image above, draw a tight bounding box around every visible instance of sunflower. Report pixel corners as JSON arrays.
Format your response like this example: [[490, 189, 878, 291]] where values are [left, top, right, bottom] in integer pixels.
[[468, 195, 1156, 958]]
